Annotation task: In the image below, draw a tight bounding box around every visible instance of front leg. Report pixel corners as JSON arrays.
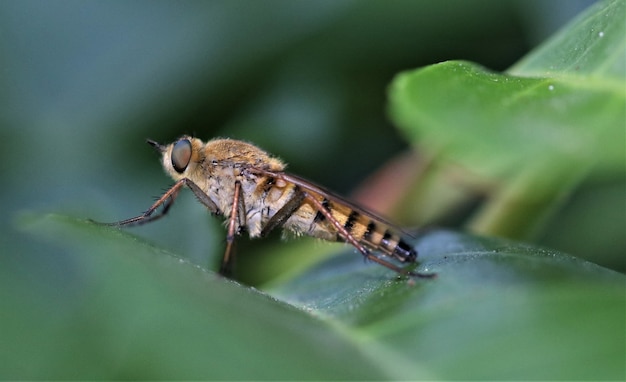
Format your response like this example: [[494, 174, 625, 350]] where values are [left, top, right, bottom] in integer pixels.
[[97, 178, 219, 227]]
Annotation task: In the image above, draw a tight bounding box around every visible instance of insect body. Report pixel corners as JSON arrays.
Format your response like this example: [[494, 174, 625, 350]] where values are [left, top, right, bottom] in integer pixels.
[[102, 136, 434, 278]]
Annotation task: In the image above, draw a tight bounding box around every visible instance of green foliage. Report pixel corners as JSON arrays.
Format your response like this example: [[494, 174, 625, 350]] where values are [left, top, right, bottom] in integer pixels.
[[7, 214, 389, 379], [389, 0, 625, 270], [2, 0, 624, 380], [8, 213, 624, 379]]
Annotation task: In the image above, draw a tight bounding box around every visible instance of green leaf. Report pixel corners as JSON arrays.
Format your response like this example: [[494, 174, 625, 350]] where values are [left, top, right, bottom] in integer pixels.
[[388, 0, 625, 240], [6, 214, 625, 380], [510, 0, 625, 78], [6, 214, 389, 380], [271, 231, 625, 380]]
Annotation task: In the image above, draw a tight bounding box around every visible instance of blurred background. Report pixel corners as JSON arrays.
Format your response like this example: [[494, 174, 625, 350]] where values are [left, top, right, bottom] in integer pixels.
[[1, 0, 610, 285]]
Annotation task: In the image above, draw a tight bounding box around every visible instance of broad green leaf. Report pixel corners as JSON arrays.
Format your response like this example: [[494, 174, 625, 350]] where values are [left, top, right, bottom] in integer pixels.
[[6, 214, 390, 380], [388, 0, 625, 240], [270, 230, 624, 380], [6, 214, 624, 380], [510, 0, 625, 78]]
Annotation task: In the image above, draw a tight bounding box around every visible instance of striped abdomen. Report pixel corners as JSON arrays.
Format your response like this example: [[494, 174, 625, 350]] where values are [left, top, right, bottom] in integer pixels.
[[251, 172, 417, 263], [309, 196, 417, 263]]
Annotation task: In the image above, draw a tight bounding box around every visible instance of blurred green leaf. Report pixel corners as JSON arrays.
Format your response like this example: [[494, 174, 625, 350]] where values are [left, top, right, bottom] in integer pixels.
[[388, 0, 625, 243], [510, 0, 625, 78], [6, 214, 624, 380], [6, 214, 389, 380]]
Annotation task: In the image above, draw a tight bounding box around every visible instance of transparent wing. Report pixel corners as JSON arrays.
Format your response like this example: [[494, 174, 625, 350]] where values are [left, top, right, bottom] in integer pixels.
[[251, 168, 413, 237]]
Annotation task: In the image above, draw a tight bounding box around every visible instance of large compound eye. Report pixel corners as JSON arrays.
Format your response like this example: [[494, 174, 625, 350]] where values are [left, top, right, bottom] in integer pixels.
[[171, 139, 192, 173]]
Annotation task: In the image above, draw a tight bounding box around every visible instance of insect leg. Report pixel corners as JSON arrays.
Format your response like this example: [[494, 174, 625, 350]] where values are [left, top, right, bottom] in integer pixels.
[[96, 178, 219, 227], [185, 180, 221, 215], [304, 193, 370, 254], [97, 178, 186, 227], [305, 194, 434, 278], [220, 181, 245, 276], [259, 187, 305, 238]]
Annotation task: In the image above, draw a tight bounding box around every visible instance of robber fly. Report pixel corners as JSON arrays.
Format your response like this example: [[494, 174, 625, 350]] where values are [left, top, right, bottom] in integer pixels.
[[99, 136, 434, 278]]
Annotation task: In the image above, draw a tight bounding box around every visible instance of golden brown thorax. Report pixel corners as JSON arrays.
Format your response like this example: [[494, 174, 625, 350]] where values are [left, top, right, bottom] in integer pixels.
[[162, 137, 285, 182]]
